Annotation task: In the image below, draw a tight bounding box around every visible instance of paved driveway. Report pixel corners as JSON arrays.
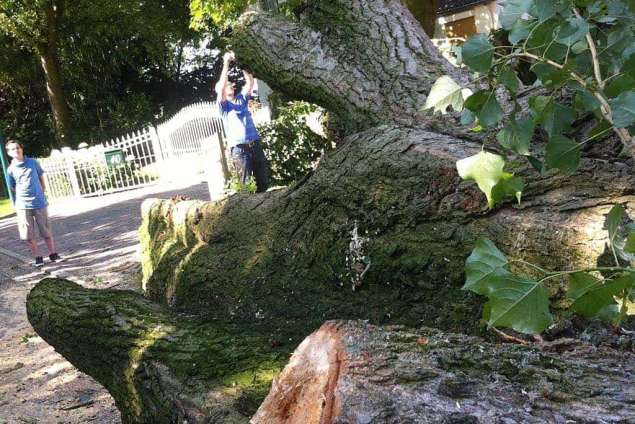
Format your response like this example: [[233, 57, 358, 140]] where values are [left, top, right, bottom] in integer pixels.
[[0, 181, 209, 282], [0, 180, 210, 424]]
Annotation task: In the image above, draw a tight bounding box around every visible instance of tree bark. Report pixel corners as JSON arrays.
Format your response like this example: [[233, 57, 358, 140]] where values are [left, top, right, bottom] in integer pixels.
[[25, 0, 635, 421], [38, 0, 73, 146], [253, 320, 635, 423]]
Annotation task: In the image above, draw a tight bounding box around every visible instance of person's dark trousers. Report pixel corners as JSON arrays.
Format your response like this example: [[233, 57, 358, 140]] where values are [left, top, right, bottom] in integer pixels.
[[231, 140, 269, 193]]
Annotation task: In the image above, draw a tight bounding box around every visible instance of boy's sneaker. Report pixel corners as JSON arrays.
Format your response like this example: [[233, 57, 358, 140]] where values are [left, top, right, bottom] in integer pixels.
[[49, 253, 63, 262], [34, 257, 44, 267]]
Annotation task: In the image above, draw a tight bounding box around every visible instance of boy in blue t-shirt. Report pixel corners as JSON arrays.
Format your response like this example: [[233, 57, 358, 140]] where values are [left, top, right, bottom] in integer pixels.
[[6, 139, 62, 267], [215, 51, 268, 193]]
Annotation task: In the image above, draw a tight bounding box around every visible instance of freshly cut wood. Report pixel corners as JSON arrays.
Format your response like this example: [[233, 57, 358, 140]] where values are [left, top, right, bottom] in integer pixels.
[[253, 320, 635, 424]]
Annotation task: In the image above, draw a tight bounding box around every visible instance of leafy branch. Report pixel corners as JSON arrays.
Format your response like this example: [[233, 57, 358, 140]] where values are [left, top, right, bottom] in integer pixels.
[[464, 205, 635, 335], [424, 0, 635, 210]]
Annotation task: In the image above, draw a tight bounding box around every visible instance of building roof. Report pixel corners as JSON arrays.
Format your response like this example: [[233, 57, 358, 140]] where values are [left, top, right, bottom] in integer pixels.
[[438, 0, 492, 16]]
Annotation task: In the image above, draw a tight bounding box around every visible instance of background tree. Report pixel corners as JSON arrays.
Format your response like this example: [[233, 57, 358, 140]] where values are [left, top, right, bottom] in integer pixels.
[[0, 0, 73, 145], [0, 0, 218, 155]]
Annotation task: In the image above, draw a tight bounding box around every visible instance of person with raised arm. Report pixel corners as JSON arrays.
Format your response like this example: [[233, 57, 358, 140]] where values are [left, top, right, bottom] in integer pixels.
[[214, 51, 268, 192]]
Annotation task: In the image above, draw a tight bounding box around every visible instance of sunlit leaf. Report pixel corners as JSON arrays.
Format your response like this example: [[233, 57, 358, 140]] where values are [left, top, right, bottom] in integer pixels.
[[606, 204, 625, 248], [423, 76, 472, 114], [456, 151, 506, 208], [500, 0, 534, 29]]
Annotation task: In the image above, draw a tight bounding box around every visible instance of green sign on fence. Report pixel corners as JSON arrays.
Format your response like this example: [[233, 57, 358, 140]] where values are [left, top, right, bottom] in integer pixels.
[[104, 149, 125, 167]]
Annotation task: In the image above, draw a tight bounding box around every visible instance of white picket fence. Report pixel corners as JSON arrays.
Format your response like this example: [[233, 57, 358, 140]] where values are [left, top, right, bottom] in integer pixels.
[[39, 102, 231, 201]]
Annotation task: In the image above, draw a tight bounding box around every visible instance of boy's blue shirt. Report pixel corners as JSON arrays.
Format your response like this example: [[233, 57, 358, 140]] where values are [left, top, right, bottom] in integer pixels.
[[7, 156, 48, 210], [218, 93, 261, 146]]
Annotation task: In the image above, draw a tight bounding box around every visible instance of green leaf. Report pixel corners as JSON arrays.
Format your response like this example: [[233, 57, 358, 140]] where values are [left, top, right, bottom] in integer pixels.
[[501, 0, 534, 29], [545, 135, 580, 173], [463, 238, 510, 295], [496, 118, 534, 155], [460, 108, 475, 125], [605, 75, 635, 99], [424, 76, 472, 114], [606, 204, 625, 247], [532, 63, 570, 88], [587, 120, 613, 141], [464, 90, 504, 127], [527, 155, 543, 173], [485, 274, 553, 334], [624, 54, 635, 80], [499, 67, 520, 94], [491, 173, 524, 205], [556, 17, 591, 47], [509, 18, 535, 44], [575, 90, 601, 113], [456, 150, 506, 208], [530, 0, 566, 22], [569, 272, 634, 320], [531, 98, 575, 137], [461, 34, 494, 73], [625, 232, 635, 253], [609, 91, 635, 128]]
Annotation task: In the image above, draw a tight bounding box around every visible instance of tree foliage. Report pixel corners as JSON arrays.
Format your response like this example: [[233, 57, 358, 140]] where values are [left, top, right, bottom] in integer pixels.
[[423, 0, 635, 334], [0, 0, 216, 156], [428, 0, 635, 209]]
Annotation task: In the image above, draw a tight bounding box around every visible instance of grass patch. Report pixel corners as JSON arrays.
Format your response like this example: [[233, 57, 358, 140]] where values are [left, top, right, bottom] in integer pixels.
[[0, 198, 14, 218]]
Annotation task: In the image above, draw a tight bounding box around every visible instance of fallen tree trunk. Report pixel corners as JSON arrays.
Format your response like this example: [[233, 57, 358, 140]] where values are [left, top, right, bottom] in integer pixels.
[[25, 0, 635, 421], [253, 320, 635, 423]]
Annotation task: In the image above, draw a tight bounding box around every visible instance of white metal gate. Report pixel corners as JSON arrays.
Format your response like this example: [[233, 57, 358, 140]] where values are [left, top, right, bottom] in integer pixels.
[[39, 102, 230, 201]]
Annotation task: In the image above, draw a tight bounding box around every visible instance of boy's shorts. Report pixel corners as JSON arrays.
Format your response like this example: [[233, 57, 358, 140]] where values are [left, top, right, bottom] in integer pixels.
[[16, 208, 52, 241]]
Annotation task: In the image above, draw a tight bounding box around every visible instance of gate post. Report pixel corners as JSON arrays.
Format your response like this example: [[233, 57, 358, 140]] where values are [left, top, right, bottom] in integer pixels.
[[0, 131, 14, 203], [63, 150, 81, 198]]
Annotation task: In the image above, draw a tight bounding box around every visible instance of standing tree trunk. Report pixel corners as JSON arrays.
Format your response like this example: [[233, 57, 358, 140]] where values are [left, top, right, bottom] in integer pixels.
[[38, 0, 73, 147], [26, 0, 635, 422], [403, 0, 439, 37]]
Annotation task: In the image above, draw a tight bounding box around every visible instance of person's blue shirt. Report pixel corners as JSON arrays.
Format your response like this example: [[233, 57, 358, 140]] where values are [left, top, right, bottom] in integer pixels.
[[218, 93, 260, 147], [7, 157, 48, 210]]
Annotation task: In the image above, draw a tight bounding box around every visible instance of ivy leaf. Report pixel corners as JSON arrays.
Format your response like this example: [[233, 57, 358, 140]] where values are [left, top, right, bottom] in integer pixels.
[[485, 274, 553, 335], [509, 18, 535, 44], [463, 238, 510, 295], [609, 91, 635, 128], [491, 173, 524, 205], [606, 75, 635, 99], [530, 0, 560, 21], [545, 135, 580, 173], [500, 0, 534, 30], [462, 34, 494, 73], [531, 97, 575, 136], [423, 76, 472, 114], [527, 155, 543, 173], [532, 63, 570, 88], [569, 272, 634, 320], [499, 67, 520, 94], [496, 118, 534, 155], [575, 89, 601, 113], [556, 17, 591, 47], [606, 204, 625, 248], [456, 151, 506, 208], [464, 90, 504, 127], [624, 232, 635, 253], [460, 109, 475, 125]]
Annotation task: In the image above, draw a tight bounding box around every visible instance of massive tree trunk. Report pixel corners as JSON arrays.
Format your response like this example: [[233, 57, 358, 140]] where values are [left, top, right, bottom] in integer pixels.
[[38, 0, 73, 146], [26, 0, 635, 422], [253, 320, 635, 423]]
